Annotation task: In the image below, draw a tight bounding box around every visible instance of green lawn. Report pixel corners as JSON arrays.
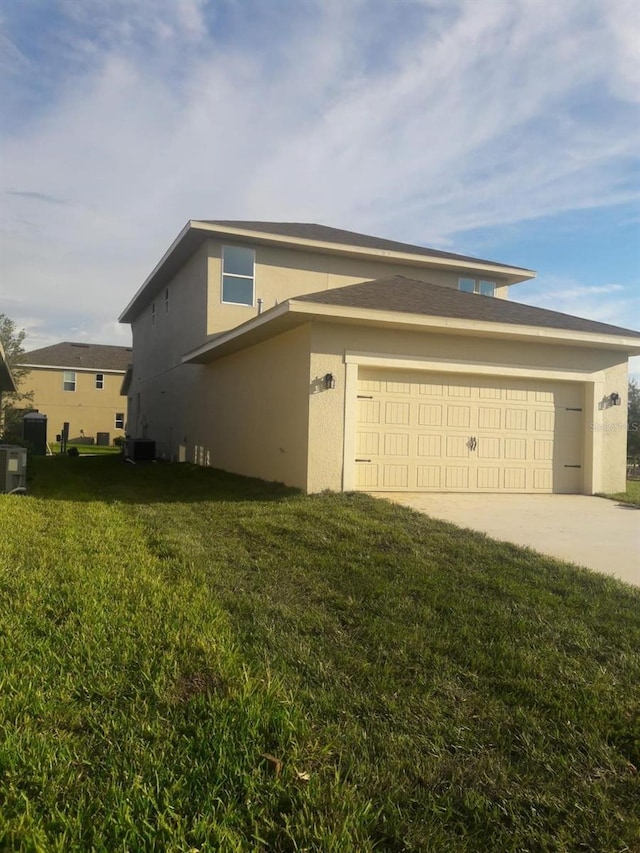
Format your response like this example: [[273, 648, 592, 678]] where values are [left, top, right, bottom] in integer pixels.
[[601, 479, 640, 507], [50, 442, 121, 456], [1, 456, 639, 852]]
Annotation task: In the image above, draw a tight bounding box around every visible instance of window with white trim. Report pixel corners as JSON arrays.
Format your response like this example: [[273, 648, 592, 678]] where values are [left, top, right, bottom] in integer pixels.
[[222, 245, 255, 306], [95, 373, 104, 390], [63, 371, 76, 392], [115, 412, 125, 430], [458, 277, 496, 297]]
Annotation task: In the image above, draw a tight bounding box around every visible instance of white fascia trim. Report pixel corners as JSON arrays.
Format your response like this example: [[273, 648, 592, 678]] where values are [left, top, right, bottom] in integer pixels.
[[190, 221, 535, 282], [290, 301, 640, 351], [20, 364, 127, 374], [344, 351, 604, 383], [119, 220, 193, 322]]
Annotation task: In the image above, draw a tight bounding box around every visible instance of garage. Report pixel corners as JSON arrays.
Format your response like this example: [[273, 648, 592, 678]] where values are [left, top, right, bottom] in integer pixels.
[[354, 368, 584, 493]]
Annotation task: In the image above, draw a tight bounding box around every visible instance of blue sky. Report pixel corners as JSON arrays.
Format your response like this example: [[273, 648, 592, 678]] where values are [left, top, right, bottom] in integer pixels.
[[1, 0, 639, 374]]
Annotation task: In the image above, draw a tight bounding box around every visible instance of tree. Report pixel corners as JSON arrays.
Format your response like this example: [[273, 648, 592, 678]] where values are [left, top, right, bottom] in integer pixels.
[[628, 377, 640, 460], [0, 313, 34, 440]]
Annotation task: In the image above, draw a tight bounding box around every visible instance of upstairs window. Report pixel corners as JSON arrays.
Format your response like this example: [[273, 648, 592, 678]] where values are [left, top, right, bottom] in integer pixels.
[[459, 277, 496, 297], [222, 246, 255, 306], [63, 371, 76, 392], [95, 373, 104, 390]]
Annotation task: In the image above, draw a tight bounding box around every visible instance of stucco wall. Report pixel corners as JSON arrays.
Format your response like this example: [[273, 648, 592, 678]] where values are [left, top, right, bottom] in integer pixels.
[[205, 240, 512, 335], [129, 243, 209, 456], [306, 322, 630, 494], [22, 366, 126, 443], [183, 324, 312, 488]]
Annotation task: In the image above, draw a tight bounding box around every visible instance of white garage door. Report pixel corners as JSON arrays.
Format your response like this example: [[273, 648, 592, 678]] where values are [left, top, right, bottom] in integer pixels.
[[354, 369, 584, 493]]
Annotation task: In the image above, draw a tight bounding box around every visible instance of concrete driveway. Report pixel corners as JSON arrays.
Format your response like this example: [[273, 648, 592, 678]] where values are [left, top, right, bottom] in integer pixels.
[[377, 493, 640, 587]]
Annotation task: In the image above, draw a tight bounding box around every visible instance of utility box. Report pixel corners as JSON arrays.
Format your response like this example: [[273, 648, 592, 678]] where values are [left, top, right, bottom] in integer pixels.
[[0, 444, 28, 494], [125, 438, 156, 462], [23, 412, 48, 455]]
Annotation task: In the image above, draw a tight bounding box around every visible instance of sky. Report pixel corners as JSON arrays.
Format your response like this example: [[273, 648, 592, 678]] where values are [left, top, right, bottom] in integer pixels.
[[1, 0, 639, 374]]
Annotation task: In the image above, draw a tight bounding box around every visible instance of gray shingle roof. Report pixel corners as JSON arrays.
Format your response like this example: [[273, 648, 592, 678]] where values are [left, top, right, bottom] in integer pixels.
[[203, 221, 529, 272], [19, 342, 132, 371], [295, 276, 640, 338]]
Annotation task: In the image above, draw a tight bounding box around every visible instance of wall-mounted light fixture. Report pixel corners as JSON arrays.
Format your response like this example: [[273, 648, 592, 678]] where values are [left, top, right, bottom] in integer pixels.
[[324, 373, 336, 390], [601, 391, 622, 409]]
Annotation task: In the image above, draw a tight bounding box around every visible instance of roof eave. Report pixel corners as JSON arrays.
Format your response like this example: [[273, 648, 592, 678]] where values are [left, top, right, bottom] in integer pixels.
[[120, 220, 536, 324], [182, 300, 640, 364]]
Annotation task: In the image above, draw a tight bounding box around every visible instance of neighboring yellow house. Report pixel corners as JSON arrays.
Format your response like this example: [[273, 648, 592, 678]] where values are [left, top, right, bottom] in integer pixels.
[[119, 221, 640, 494], [18, 342, 132, 445]]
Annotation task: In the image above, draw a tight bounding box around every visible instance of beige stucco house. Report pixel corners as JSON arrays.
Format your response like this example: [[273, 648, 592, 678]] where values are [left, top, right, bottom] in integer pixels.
[[119, 221, 640, 494], [18, 342, 132, 444]]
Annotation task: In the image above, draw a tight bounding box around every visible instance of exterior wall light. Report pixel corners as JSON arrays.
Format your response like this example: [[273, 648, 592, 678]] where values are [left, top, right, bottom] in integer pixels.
[[610, 392, 621, 406], [324, 373, 336, 390]]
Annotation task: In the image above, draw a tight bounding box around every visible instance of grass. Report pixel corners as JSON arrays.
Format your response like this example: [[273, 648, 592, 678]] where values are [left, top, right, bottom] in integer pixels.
[[600, 479, 640, 507], [1, 455, 639, 852], [50, 442, 121, 456]]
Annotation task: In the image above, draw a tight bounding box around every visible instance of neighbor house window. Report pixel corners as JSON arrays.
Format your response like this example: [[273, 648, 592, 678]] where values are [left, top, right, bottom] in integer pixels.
[[165, 287, 169, 313], [63, 371, 76, 392], [458, 277, 496, 297], [95, 373, 104, 390], [222, 245, 255, 306], [115, 412, 125, 430]]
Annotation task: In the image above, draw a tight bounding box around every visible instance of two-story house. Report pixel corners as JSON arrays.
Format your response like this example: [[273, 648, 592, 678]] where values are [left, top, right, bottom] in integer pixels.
[[18, 342, 132, 445], [119, 221, 640, 494]]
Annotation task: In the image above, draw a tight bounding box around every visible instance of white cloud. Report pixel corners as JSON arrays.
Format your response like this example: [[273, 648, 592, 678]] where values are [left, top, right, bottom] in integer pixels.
[[0, 0, 638, 347]]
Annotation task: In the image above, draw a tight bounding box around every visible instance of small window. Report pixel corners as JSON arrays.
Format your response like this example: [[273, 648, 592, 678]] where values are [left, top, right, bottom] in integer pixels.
[[63, 371, 76, 392], [222, 245, 255, 306], [95, 373, 104, 390], [115, 412, 125, 430], [458, 277, 496, 297]]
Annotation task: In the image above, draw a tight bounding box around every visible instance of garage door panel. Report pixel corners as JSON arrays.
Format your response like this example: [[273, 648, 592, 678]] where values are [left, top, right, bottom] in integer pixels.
[[504, 438, 527, 460], [356, 432, 379, 455], [418, 403, 442, 426], [478, 467, 500, 489], [504, 468, 527, 489], [445, 467, 469, 489], [417, 434, 441, 457], [384, 433, 409, 456], [446, 435, 470, 458], [505, 409, 528, 430], [417, 466, 441, 488], [383, 465, 409, 488], [385, 402, 410, 425], [447, 406, 471, 428], [355, 369, 584, 493], [478, 437, 501, 459], [358, 399, 380, 423], [478, 407, 501, 429], [535, 410, 555, 432]]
